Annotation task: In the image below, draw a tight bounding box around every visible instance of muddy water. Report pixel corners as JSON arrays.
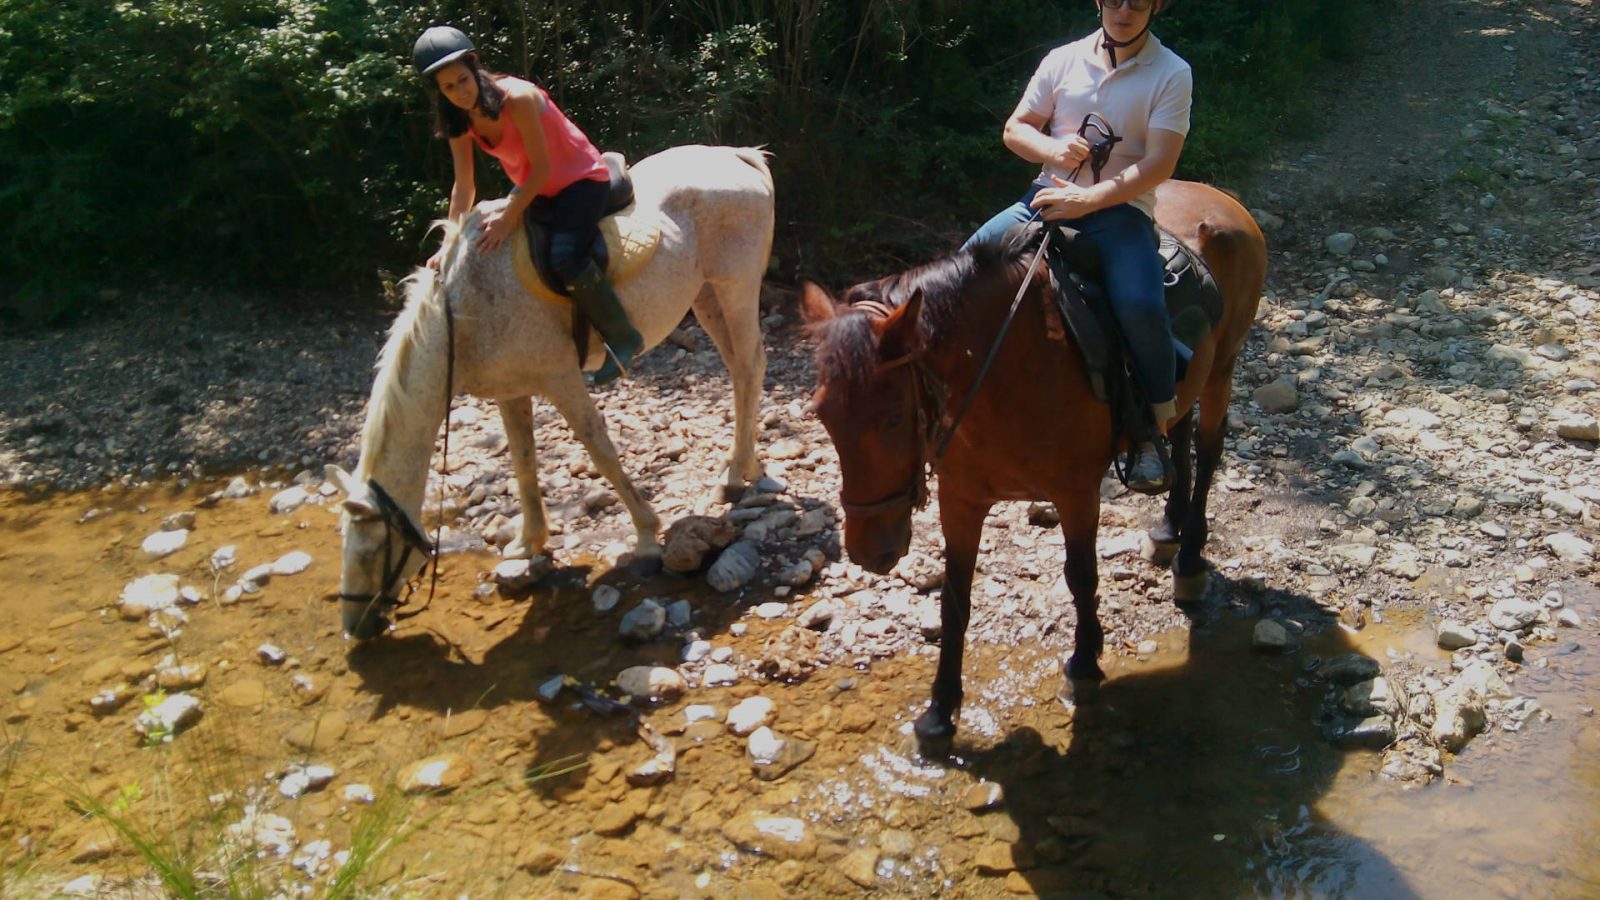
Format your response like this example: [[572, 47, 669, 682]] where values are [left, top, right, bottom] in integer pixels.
[[1, 482, 1597, 898]]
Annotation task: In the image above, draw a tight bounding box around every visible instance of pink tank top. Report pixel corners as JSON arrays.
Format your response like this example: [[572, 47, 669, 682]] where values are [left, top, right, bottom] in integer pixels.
[[470, 77, 608, 198]]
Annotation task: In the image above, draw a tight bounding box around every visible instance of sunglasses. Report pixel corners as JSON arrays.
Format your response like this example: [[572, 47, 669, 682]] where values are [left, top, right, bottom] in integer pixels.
[[1101, 0, 1155, 10]]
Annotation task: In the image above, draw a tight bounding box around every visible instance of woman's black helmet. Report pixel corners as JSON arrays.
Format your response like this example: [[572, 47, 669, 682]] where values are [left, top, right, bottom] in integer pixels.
[[413, 26, 474, 77]]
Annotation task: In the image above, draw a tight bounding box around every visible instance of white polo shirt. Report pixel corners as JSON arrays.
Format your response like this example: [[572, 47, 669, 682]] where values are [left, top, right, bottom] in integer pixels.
[[1020, 31, 1192, 219]]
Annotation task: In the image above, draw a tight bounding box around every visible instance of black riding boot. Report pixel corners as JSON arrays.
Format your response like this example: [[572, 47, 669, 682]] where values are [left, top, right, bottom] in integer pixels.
[[566, 261, 642, 384]]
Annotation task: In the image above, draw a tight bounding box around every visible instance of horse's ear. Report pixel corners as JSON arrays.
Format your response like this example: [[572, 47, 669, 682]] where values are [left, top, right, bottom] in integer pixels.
[[798, 281, 841, 325], [325, 465, 360, 497], [879, 288, 925, 358]]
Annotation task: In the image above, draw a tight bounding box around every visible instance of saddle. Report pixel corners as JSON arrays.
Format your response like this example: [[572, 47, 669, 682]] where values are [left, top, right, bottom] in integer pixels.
[[1007, 218, 1222, 410], [509, 152, 663, 304]]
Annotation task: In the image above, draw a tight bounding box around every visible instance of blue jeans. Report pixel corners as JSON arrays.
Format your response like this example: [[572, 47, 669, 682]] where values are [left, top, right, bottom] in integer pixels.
[[964, 186, 1176, 405]]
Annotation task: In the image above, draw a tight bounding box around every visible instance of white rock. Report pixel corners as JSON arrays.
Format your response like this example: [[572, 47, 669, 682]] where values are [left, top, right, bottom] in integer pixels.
[[747, 726, 786, 763], [1555, 414, 1599, 441], [727, 696, 776, 735], [592, 584, 621, 612], [683, 704, 720, 724], [270, 551, 313, 576], [223, 477, 256, 499], [342, 784, 376, 804], [1325, 232, 1358, 255], [616, 666, 686, 702], [141, 529, 189, 559], [1435, 622, 1478, 650], [1488, 598, 1541, 632], [1252, 620, 1291, 651], [227, 806, 296, 857], [756, 601, 788, 619], [119, 574, 181, 620], [269, 487, 310, 515], [258, 644, 287, 665], [683, 640, 713, 662], [702, 663, 739, 686], [210, 545, 237, 572], [1545, 532, 1595, 563], [1542, 492, 1587, 518], [134, 694, 203, 741]]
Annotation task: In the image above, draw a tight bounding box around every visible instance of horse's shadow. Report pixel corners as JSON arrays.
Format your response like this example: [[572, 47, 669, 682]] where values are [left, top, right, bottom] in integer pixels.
[[342, 495, 842, 778], [942, 576, 1420, 898]]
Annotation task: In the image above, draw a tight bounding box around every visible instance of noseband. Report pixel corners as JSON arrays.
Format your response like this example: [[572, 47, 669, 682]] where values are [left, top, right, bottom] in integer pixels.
[[338, 478, 437, 621], [835, 343, 946, 519]]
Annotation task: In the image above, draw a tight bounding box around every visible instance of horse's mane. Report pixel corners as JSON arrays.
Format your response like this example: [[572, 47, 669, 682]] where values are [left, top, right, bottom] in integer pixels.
[[810, 233, 1034, 393], [356, 226, 456, 477]]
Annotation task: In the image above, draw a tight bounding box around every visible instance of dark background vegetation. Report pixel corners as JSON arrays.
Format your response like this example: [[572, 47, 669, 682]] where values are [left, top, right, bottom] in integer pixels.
[[0, 0, 1374, 323]]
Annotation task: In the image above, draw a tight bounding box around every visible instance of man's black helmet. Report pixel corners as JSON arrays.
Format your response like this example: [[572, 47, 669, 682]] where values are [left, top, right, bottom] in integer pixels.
[[413, 26, 474, 77]]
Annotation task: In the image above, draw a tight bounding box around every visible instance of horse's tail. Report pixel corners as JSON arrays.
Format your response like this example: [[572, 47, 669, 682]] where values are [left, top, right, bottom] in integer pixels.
[[732, 147, 775, 196]]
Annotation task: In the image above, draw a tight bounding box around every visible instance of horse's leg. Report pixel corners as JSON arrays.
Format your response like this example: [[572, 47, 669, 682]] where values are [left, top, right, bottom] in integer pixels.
[[1144, 410, 1194, 568], [1173, 369, 1233, 603], [1058, 485, 1106, 683], [913, 495, 988, 748], [494, 397, 549, 559], [541, 373, 662, 563], [693, 274, 767, 497]]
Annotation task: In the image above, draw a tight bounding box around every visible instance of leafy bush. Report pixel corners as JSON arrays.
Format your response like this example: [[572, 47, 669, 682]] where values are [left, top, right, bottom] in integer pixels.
[[0, 0, 1376, 321]]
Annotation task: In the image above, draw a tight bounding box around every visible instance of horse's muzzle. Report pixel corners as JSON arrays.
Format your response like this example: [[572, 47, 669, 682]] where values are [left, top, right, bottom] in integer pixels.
[[340, 597, 395, 641], [845, 515, 912, 575]]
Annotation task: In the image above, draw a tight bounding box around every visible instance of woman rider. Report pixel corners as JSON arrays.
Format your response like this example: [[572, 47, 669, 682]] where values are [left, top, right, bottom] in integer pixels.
[[413, 26, 641, 384], [964, 0, 1190, 494]]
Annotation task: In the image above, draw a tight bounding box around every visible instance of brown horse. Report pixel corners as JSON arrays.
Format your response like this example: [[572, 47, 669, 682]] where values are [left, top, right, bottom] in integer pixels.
[[800, 180, 1267, 746]]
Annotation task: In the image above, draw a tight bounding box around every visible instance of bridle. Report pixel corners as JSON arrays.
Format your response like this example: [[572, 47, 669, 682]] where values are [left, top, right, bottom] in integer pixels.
[[337, 284, 457, 632], [337, 478, 437, 623], [835, 231, 1051, 519]]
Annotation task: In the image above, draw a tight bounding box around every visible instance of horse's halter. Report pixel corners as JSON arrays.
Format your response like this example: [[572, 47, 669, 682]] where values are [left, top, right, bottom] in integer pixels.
[[338, 478, 437, 623], [834, 306, 947, 520]]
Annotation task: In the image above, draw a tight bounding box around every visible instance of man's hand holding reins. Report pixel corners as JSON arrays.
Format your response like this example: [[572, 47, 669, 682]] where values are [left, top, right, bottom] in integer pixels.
[[1030, 174, 1100, 221]]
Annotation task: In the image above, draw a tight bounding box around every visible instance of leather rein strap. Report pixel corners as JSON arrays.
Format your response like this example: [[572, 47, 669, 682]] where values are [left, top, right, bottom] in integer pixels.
[[837, 232, 1051, 519]]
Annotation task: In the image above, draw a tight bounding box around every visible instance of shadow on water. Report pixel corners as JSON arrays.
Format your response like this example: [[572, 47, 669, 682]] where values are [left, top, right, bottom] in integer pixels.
[[945, 576, 1419, 898]]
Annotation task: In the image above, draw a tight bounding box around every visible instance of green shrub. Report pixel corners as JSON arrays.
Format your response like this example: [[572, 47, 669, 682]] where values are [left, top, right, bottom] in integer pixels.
[[0, 0, 1377, 320]]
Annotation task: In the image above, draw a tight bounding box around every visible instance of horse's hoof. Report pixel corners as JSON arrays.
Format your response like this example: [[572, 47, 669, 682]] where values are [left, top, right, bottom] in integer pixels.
[[621, 553, 663, 578], [1173, 567, 1210, 605], [913, 708, 957, 756], [1057, 676, 1101, 710], [1142, 533, 1179, 568], [1064, 654, 1106, 684]]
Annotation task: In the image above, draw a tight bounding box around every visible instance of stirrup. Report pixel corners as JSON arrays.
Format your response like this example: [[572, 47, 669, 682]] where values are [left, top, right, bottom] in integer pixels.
[[1125, 438, 1174, 496], [592, 341, 633, 384]]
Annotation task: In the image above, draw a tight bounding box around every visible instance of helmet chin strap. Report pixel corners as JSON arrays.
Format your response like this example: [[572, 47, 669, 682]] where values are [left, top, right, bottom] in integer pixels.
[[1100, 22, 1150, 67]]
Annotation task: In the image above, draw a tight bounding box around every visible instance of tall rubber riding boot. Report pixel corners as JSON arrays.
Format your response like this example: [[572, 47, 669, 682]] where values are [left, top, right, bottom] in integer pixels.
[[566, 261, 643, 384]]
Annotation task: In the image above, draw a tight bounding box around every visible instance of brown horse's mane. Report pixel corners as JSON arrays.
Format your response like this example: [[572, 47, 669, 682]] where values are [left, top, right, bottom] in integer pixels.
[[810, 234, 1034, 393]]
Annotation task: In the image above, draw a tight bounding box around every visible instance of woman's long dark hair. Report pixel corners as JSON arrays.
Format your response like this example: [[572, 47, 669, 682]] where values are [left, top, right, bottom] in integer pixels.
[[432, 54, 507, 139]]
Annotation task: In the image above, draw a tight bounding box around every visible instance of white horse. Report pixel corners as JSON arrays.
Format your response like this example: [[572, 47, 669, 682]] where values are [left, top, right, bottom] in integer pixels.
[[326, 145, 773, 638]]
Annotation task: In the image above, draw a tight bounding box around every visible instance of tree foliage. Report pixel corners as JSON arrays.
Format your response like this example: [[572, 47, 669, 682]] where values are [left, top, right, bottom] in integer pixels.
[[0, 0, 1374, 322]]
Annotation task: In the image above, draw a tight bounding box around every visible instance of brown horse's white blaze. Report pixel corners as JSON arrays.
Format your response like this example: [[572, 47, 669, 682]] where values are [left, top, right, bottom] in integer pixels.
[[329, 145, 775, 640], [803, 180, 1267, 747]]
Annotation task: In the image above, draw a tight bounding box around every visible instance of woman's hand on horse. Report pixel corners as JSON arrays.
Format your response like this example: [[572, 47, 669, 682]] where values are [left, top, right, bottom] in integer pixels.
[[1030, 175, 1097, 221], [476, 206, 518, 254], [1051, 135, 1092, 169]]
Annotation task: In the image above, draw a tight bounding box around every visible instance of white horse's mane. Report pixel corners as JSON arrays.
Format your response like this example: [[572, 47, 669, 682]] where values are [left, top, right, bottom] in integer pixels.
[[356, 217, 460, 478]]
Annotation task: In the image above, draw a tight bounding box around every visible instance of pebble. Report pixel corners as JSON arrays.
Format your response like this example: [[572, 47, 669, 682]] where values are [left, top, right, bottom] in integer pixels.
[[342, 784, 376, 804], [592, 584, 621, 612], [707, 541, 761, 592], [837, 848, 881, 888], [284, 715, 348, 751], [1252, 378, 1299, 413], [1487, 599, 1541, 632], [134, 694, 203, 741], [492, 556, 552, 591], [278, 764, 335, 799], [1436, 622, 1479, 650], [210, 545, 237, 571], [1252, 620, 1291, 651], [398, 754, 473, 793], [616, 665, 687, 702], [619, 599, 667, 640], [703, 663, 739, 686], [1555, 414, 1599, 441], [721, 814, 817, 861], [756, 601, 788, 619], [727, 696, 776, 735], [258, 644, 287, 665], [159, 511, 196, 531], [141, 528, 189, 558], [119, 574, 181, 620], [1544, 532, 1595, 563], [441, 708, 487, 738], [269, 551, 313, 576], [269, 486, 309, 514], [961, 781, 1006, 811], [1324, 232, 1358, 255]]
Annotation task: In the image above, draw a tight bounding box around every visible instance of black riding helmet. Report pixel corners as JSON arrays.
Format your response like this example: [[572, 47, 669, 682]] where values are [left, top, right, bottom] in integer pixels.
[[413, 26, 474, 77], [1098, 0, 1169, 67]]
